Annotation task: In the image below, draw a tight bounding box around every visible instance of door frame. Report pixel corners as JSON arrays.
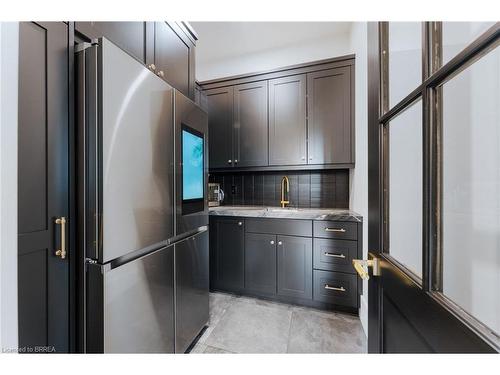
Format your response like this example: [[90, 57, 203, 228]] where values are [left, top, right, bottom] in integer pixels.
[[367, 21, 500, 353]]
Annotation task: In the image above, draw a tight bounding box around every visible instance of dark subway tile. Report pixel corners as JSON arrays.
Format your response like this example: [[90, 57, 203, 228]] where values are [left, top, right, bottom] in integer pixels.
[[243, 174, 254, 206], [211, 169, 349, 209]]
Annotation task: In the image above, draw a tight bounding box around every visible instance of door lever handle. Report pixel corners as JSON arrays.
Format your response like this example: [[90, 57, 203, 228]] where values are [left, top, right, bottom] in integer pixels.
[[55, 217, 67, 259], [352, 256, 380, 280]]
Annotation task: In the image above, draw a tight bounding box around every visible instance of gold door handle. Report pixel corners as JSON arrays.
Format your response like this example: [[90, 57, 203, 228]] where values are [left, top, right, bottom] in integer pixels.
[[55, 217, 67, 259], [324, 284, 346, 292], [325, 228, 346, 233], [352, 256, 380, 280], [324, 252, 346, 258]]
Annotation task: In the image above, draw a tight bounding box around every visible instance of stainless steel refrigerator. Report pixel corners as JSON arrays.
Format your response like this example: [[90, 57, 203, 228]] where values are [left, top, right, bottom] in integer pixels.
[[76, 37, 209, 353]]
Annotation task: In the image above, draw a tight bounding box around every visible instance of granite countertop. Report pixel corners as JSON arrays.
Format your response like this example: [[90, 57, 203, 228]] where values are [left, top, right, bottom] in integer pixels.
[[209, 206, 362, 222]]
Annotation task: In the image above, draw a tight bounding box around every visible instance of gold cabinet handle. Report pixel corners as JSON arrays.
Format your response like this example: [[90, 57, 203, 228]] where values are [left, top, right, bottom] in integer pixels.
[[324, 252, 346, 258], [324, 284, 346, 292], [55, 217, 67, 259], [325, 228, 346, 233]]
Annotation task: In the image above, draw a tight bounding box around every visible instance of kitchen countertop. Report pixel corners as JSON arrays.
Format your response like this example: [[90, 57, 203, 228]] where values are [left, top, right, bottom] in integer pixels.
[[209, 206, 362, 222]]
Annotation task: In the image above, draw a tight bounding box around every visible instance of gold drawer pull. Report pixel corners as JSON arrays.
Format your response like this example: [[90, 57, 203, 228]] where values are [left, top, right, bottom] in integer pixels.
[[55, 217, 67, 259], [324, 284, 346, 292], [324, 252, 346, 258], [325, 228, 346, 233]]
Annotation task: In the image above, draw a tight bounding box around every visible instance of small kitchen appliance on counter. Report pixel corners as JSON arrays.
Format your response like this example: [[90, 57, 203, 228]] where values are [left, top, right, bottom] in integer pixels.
[[208, 182, 224, 207]]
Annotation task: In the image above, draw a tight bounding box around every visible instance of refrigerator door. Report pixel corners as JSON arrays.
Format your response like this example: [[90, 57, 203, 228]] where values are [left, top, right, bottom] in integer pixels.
[[174, 91, 209, 237], [86, 245, 175, 353], [82, 38, 174, 263], [175, 229, 209, 353]]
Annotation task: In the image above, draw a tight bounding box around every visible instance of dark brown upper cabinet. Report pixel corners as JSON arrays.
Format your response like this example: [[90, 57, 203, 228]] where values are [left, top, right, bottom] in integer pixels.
[[233, 81, 269, 168], [201, 56, 354, 171], [75, 22, 149, 64], [154, 22, 191, 98], [268, 74, 307, 166], [194, 83, 208, 111], [307, 66, 353, 165], [76, 21, 197, 99], [206, 86, 234, 169]]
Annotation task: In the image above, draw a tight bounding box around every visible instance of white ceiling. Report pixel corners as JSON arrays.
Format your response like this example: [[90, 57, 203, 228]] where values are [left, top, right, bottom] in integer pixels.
[[191, 22, 352, 63]]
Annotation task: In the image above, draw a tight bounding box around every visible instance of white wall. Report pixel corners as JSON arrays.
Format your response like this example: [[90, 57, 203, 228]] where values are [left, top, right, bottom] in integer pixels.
[[347, 22, 368, 336], [194, 22, 353, 81], [0, 21, 19, 352]]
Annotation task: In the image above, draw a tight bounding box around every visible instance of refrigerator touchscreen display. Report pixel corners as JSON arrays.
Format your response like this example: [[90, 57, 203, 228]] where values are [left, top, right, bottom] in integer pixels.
[[182, 126, 204, 201]]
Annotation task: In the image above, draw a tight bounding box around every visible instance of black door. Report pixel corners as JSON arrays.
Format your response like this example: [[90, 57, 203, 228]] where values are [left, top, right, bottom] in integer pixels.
[[268, 74, 307, 166], [365, 22, 499, 353], [245, 233, 277, 295], [276, 235, 312, 300], [206, 86, 234, 169], [307, 67, 352, 165], [233, 81, 268, 168], [18, 22, 70, 353], [209, 217, 245, 292]]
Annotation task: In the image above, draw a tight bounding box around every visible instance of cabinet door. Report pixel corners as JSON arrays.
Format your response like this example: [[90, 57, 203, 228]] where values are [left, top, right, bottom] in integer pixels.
[[245, 233, 277, 295], [233, 81, 269, 167], [269, 74, 307, 165], [154, 22, 190, 96], [75, 22, 148, 64], [307, 66, 352, 164], [210, 218, 245, 292], [277, 235, 313, 300], [206, 87, 234, 168], [18, 22, 70, 352], [195, 86, 208, 112]]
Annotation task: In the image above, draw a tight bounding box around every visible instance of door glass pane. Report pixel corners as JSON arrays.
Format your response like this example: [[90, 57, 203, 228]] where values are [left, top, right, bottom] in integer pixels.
[[442, 46, 500, 335], [388, 100, 423, 278], [442, 22, 496, 65], [388, 22, 422, 107]]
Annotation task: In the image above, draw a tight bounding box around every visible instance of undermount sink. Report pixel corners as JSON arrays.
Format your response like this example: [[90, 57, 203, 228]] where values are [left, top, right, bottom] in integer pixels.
[[266, 207, 300, 213]]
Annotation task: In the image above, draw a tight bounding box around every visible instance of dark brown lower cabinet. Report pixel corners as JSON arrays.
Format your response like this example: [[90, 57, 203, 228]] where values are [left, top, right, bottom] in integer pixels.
[[277, 235, 312, 300], [210, 216, 362, 312], [244, 233, 277, 295], [313, 270, 358, 308]]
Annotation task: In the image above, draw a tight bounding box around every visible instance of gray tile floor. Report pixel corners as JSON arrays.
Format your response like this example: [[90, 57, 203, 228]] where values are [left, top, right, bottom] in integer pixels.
[[190, 292, 367, 354]]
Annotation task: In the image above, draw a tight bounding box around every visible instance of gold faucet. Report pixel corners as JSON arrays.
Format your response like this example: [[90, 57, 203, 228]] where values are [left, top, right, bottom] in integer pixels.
[[280, 176, 290, 208]]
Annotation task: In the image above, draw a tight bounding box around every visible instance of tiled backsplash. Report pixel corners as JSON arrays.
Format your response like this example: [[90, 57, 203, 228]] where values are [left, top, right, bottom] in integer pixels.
[[209, 170, 349, 209]]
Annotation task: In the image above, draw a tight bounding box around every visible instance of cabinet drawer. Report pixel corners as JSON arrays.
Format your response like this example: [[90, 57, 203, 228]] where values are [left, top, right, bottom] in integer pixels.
[[313, 270, 358, 308], [246, 218, 312, 237], [313, 239, 357, 274], [313, 221, 358, 240]]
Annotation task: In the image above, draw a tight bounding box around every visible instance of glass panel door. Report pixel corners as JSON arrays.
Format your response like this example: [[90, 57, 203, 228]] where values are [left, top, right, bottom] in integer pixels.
[[441, 45, 500, 336], [442, 22, 496, 64], [386, 100, 423, 278], [388, 22, 422, 107]]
